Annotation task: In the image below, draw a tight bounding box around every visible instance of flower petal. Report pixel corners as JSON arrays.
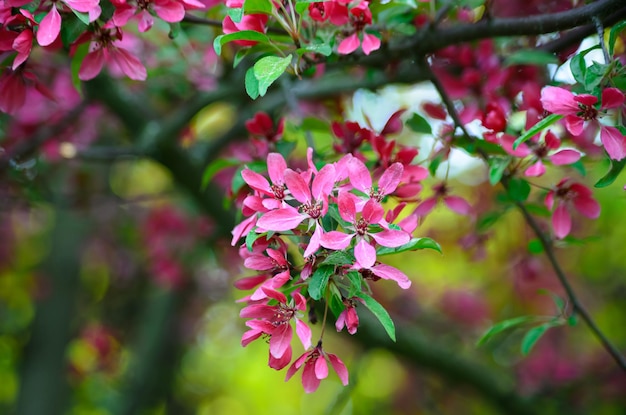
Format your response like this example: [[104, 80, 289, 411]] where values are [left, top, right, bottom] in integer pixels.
[[327, 353, 349, 386], [320, 230, 354, 250], [552, 203, 571, 239], [371, 263, 411, 289], [524, 160, 546, 177], [257, 207, 306, 231], [296, 319, 312, 350], [37, 7, 61, 46], [600, 126, 626, 161], [550, 149, 581, 165], [601, 87, 625, 109], [337, 33, 360, 55], [354, 239, 376, 269]]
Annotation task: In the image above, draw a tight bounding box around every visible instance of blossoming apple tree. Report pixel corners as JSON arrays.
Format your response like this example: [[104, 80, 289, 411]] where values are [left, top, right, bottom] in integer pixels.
[[2, 0, 626, 411]]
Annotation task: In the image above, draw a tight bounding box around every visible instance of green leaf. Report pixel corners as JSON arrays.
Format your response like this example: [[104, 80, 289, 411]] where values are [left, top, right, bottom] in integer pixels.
[[570, 45, 600, 85], [321, 251, 355, 266], [513, 113, 562, 149], [308, 265, 334, 300], [61, 14, 88, 47], [253, 55, 292, 96], [477, 316, 542, 346], [245, 229, 264, 251], [213, 31, 270, 56], [296, 42, 333, 57], [488, 157, 511, 185], [504, 49, 558, 66], [70, 42, 89, 94], [346, 271, 362, 298], [527, 239, 544, 255], [376, 237, 442, 256], [245, 66, 260, 100], [584, 61, 609, 91], [609, 21, 626, 57], [506, 177, 531, 202], [521, 323, 556, 356], [329, 287, 345, 318], [595, 158, 626, 188], [71, 9, 90, 25], [201, 158, 240, 190], [476, 211, 503, 232], [406, 113, 432, 134], [244, 0, 273, 14], [168, 22, 181, 39], [428, 153, 444, 177], [227, 7, 243, 23], [357, 292, 396, 341], [537, 289, 565, 313]]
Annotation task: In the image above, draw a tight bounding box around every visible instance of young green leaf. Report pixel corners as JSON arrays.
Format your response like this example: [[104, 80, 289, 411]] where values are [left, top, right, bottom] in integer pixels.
[[321, 251, 355, 266], [376, 237, 442, 256], [245, 66, 260, 99], [595, 158, 626, 188], [201, 158, 240, 190], [308, 265, 334, 300], [504, 49, 558, 66], [357, 292, 396, 342], [609, 21, 626, 57], [506, 177, 531, 202], [213, 31, 270, 56], [513, 113, 562, 149], [488, 157, 511, 185], [477, 315, 544, 346], [253, 55, 292, 96], [521, 322, 560, 356], [406, 113, 432, 134]]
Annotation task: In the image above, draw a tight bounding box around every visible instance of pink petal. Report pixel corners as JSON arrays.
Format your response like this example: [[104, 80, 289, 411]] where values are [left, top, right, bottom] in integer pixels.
[[565, 115, 585, 136], [354, 239, 376, 269], [524, 160, 546, 177], [109, 47, 147, 81], [284, 169, 311, 204], [315, 355, 329, 379], [285, 352, 308, 381], [337, 33, 360, 55], [241, 328, 263, 347], [267, 153, 287, 185], [311, 163, 336, 201], [63, 0, 100, 13], [601, 87, 625, 109], [269, 346, 292, 370], [11, 30, 33, 69], [242, 168, 272, 195], [302, 362, 321, 393], [230, 215, 256, 246], [361, 33, 380, 55], [337, 192, 357, 223], [153, 0, 185, 22], [320, 230, 354, 250], [499, 134, 531, 157], [303, 223, 322, 258], [414, 197, 437, 216], [544, 191, 555, 211], [269, 324, 292, 358], [362, 199, 384, 224], [261, 286, 288, 303], [233, 274, 267, 290], [573, 196, 600, 219], [112, 6, 136, 28], [327, 353, 349, 386], [378, 162, 403, 195], [371, 229, 409, 248], [600, 126, 626, 161], [335, 311, 347, 332], [293, 292, 307, 311], [37, 7, 61, 47], [257, 207, 306, 231], [243, 255, 274, 271], [78, 48, 106, 81], [540, 86, 579, 115], [348, 157, 372, 193], [137, 10, 154, 32], [239, 304, 274, 319], [371, 263, 411, 289], [552, 203, 571, 239], [444, 196, 472, 215], [296, 319, 312, 350], [550, 149, 581, 165]]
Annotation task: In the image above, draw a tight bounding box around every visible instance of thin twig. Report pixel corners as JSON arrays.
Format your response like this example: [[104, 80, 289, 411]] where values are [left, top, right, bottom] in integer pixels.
[[593, 16, 611, 64], [424, 56, 626, 373]]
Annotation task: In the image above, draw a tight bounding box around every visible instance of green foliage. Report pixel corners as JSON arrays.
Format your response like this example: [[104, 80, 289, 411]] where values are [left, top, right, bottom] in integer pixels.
[[253, 55, 293, 97], [595, 157, 626, 188], [356, 292, 396, 342], [406, 113, 432, 135], [213, 31, 270, 56], [504, 50, 558, 66], [376, 237, 442, 256], [513, 114, 562, 149], [487, 157, 511, 185], [308, 265, 334, 300]]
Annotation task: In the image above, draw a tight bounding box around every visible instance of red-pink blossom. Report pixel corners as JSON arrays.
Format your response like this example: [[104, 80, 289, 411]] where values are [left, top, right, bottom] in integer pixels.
[[541, 86, 626, 160], [544, 179, 600, 239], [285, 342, 349, 393]]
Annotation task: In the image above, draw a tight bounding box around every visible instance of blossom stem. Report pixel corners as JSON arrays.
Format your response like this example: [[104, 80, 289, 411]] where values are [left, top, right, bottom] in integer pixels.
[[319, 288, 330, 340]]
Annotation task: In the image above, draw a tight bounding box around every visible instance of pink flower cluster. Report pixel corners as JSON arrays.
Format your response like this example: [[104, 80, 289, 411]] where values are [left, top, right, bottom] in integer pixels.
[[232, 148, 419, 391]]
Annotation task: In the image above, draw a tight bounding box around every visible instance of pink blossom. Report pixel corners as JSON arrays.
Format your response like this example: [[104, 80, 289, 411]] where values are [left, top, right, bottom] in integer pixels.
[[351, 243, 411, 289], [335, 298, 360, 334], [241, 288, 311, 365], [336, 1, 380, 56], [415, 182, 472, 217], [544, 179, 600, 239], [285, 342, 349, 393], [541, 86, 626, 160]]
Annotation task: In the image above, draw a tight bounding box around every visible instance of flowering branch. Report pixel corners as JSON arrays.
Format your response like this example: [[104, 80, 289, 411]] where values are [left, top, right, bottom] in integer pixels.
[[426, 48, 626, 373]]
